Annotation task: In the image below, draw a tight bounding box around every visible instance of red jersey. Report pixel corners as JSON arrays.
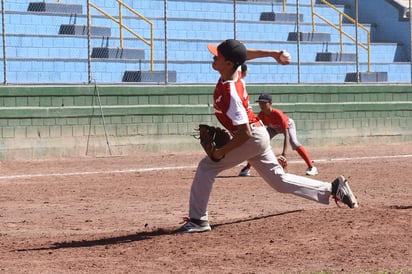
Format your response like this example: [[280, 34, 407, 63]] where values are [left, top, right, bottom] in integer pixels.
[[213, 71, 259, 132], [258, 108, 289, 132]]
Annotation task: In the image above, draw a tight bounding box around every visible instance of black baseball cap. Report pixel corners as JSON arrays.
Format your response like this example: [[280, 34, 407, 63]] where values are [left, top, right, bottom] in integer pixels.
[[207, 39, 247, 67], [256, 93, 272, 103]]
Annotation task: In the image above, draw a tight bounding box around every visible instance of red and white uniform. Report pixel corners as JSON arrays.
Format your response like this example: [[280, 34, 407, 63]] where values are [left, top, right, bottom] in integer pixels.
[[188, 69, 333, 223], [259, 108, 304, 150], [258, 108, 289, 133], [213, 70, 259, 132]]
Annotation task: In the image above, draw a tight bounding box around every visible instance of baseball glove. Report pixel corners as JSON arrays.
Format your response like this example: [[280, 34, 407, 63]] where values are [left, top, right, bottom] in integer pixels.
[[198, 124, 231, 162], [277, 155, 288, 171]]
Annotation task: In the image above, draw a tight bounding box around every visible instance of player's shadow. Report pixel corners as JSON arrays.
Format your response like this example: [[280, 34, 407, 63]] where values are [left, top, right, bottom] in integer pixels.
[[216, 175, 259, 178], [17, 209, 303, 252]]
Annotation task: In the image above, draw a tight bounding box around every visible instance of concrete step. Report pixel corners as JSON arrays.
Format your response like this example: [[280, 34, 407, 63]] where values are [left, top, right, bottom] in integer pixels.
[[316, 52, 356, 62], [91, 47, 145, 60], [122, 71, 177, 83], [259, 12, 303, 22], [58, 24, 111, 36], [345, 72, 388, 82], [27, 2, 83, 14], [287, 32, 331, 42]]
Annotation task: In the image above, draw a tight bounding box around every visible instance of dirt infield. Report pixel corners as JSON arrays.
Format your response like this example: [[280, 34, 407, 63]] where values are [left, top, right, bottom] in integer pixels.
[[1, 142, 412, 273]]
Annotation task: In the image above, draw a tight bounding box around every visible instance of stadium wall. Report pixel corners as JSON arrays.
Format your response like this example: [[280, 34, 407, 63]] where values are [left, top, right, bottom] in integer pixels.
[[0, 84, 411, 160]]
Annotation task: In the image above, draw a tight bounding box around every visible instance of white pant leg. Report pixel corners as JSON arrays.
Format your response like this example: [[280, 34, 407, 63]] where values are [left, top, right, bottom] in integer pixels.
[[188, 124, 269, 220], [287, 118, 302, 149], [248, 127, 332, 205], [188, 125, 333, 221]]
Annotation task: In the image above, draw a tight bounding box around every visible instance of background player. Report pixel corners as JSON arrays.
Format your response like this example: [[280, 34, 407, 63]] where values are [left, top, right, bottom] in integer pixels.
[[177, 39, 358, 233], [241, 63, 248, 78], [239, 93, 318, 176]]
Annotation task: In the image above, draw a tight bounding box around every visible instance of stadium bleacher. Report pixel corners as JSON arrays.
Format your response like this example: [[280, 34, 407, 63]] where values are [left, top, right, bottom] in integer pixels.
[[1, 0, 411, 84]]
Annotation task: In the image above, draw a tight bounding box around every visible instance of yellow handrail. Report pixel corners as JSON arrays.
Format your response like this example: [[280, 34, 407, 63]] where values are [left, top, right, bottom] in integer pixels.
[[311, 0, 371, 72], [89, 1, 154, 71]]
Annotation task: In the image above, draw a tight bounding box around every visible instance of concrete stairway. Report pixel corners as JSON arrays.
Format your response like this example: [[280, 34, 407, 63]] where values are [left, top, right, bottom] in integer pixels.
[[25, 1, 175, 83], [0, 0, 410, 84]]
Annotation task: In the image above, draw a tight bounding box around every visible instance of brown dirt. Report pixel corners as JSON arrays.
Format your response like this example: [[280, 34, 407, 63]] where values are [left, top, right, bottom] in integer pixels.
[[1, 143, 412, 273]]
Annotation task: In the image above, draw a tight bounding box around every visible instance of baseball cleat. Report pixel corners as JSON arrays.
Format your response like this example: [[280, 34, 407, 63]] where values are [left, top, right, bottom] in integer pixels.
[[238, 166, 251, 177], [306, 166, 318, 176], [176, 217, 211, 233], [331, 175, 359, 208]]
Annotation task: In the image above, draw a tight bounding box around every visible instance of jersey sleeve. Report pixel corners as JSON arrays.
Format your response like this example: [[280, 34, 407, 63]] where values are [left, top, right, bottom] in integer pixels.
[[227, 90, 249, 126], [213, 71, 257, 131]]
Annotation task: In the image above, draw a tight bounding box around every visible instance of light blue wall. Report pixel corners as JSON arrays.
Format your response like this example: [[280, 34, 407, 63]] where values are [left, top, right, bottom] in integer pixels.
[[337, 0, 411, 61], [1, 0, 411, 83]]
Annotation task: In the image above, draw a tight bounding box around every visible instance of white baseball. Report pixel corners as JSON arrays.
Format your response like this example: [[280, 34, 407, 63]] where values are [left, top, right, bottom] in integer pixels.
[[280, 51, 291, 63]]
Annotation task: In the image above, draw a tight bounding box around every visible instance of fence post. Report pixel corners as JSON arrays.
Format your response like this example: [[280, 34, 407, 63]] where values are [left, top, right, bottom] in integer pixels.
[[1, 0, 7, 84], [355, 0, 360, 83], [164, 0, 168, 84], [409, 0, 412, 83], [87, 0, 92, 84], [296, 0, 301, 83], [234, 0, 237, 40]]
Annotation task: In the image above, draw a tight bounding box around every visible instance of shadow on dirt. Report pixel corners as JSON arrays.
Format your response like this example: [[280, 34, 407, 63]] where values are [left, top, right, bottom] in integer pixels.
[[17, 209, 303, 252]]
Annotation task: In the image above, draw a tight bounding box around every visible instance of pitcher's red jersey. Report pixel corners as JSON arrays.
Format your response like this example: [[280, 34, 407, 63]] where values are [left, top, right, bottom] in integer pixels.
[[213, 71, 259, 132]]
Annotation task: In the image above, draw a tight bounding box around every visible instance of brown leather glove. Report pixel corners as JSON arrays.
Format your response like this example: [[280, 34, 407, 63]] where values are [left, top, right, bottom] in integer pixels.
[[198, 124, 231, 162]]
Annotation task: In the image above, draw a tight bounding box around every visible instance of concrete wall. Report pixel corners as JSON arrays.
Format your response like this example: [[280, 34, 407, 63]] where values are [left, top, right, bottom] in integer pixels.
[[0, 84, 411, 159], [338, 0, 411, 61], [2, 0, 411, 84]]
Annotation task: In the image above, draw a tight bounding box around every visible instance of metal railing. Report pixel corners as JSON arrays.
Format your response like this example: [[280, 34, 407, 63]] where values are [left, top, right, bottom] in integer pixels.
[[88, 0, 154, 71], [311, 0, 371, 72]]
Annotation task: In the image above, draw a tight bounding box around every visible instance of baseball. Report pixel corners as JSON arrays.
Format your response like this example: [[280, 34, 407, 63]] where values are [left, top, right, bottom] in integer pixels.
[[280, 51, 291, 63]]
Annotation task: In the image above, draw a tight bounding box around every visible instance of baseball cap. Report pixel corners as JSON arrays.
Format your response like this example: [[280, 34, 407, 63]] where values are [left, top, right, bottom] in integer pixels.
[[207, 39, 247, 66], [255, 93, 272, 103]]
